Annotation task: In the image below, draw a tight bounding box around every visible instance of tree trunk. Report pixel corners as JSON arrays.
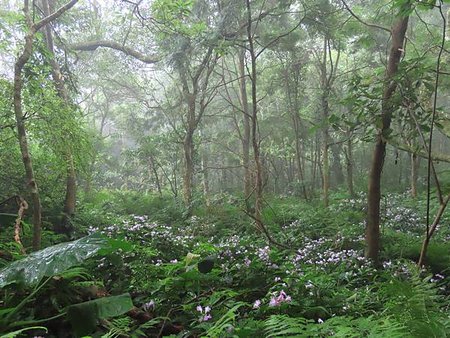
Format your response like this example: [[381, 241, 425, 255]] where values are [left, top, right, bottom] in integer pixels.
[[13, 0, 78, 249], [410, 153, 419, 198], [200, 130, 210, 206], [320, 36, 330, 207], [238, 48, 252, 207], [150, 157, 162, 195], [14, 46, 42, 250], [346, 137, 355, 197], [284, 62, 308, 200], [331, 144, 345, 186], [245, 0, 281, 247], [418, 195, 450, 266], [42, 0, 77, 233], [366, 10, 409, 263], [63, 154, 76, 221], [183, 130, 194, 208]]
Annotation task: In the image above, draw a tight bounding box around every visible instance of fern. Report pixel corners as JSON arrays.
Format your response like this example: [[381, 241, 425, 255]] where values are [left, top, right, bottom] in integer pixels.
[[322, 316, 405, 337], [380, 266, 449, 337], [205, 302, 246, 338], [102, 317, 132, 338], [58, 267, 91, 281], [264, 315, 406, 338], [264, 315, 311, 337], [132, 317, 163, 337]]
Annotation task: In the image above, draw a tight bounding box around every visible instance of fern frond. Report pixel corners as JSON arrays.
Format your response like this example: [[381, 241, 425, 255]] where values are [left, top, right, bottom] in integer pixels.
[[264, 315, 311, 337], [206, 302, 246, 338], [58, 266, 91, 281], [102, 316, 132, 338]]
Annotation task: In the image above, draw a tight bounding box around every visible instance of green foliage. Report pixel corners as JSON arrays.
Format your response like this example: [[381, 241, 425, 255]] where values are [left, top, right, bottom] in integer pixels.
[[0, 327, 47, 338], [67, 293, 134, 336], [0, 234, 125, 288], [264, 315, 312, 337], [205, 302, 246, 337], [380, 266, 450, 337]]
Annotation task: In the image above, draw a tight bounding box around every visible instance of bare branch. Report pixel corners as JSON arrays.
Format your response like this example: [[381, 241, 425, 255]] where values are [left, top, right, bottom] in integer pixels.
[[341, 0, 390, 34], [70, 40, 159, 64], [33, 0, 79, 31]]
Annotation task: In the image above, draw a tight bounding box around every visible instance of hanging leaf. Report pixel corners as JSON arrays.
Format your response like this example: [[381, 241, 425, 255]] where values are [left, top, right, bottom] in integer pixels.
[[0, 234, 126, 288], [66, 293, 134, 336]]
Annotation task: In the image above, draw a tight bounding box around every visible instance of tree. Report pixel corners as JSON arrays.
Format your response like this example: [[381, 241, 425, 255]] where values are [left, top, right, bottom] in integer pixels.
[[13, 0, 78, 250], [366, 2, 410, 263], [41, 0, 77, 232]]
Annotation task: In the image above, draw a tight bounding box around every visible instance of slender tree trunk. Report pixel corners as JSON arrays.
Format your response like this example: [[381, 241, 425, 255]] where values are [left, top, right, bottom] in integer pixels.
[[245, 0, 283, 247], [284, 64, 308, 200], [238, 48, 252, 206], [293, 116, 308, 200], [42, 0, 76, 231], [183, 130, 194, 208], [346, 137, 355, 197], [418, 195, 450, 266], [312, 135, 319, 191], [331, 144, 345, 186], [248, 30, 264, 232], [14, 44, 42, 250], [320, 36, 330, 207], [200, 133, 210, 206], [410, 153, 419, 198], [150, 157, 162, 196], [366, 10, 409, 263], [63, 154, 76, 218], [322, 139, 330, 206]]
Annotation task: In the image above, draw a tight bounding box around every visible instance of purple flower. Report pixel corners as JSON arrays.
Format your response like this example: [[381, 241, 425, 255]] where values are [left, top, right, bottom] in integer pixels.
[[269, 297, 279, 307], [253, 299, 262, 309], [197, 304, 212, 322], [143, 300, 155, 311], [269, 290, 292, 307]]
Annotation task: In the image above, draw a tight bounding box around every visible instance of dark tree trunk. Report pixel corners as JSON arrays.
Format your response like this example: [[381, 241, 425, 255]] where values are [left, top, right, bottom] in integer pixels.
[[366, 10, 409, 263]]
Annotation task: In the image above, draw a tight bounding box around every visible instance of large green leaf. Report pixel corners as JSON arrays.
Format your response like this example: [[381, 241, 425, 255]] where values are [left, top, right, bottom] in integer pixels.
[[66, 293, 134, 336], [0, 326, 47, 338], [0, 234, 114, 288]]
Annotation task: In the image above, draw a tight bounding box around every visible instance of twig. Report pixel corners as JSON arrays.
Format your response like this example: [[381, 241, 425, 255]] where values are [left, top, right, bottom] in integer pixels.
[[341, 0, 391, 34]]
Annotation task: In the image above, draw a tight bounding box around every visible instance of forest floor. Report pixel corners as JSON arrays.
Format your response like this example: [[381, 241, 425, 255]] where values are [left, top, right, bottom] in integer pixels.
[[1, 191, 449, 337]]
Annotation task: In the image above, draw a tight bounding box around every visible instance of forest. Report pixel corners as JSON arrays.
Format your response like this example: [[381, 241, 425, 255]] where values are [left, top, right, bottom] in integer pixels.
[[0, 0, 449, 336]]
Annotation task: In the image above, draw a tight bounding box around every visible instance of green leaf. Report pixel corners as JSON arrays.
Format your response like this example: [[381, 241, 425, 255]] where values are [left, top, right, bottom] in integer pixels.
[[67, 293, 134, 337], [0, 234, 111, 288], [0, 327, 47, 338]]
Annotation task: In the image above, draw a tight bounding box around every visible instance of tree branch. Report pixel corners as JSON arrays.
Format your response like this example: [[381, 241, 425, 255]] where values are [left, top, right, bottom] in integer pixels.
[[69, 40, 159, 64], [388, 138, 450, 163], [341, 0, 391, 34], [33, 0, 79, 31]]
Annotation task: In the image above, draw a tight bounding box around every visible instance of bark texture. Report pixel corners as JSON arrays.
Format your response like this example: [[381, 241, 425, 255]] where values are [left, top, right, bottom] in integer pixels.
[[366, 11, 409, 262]]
